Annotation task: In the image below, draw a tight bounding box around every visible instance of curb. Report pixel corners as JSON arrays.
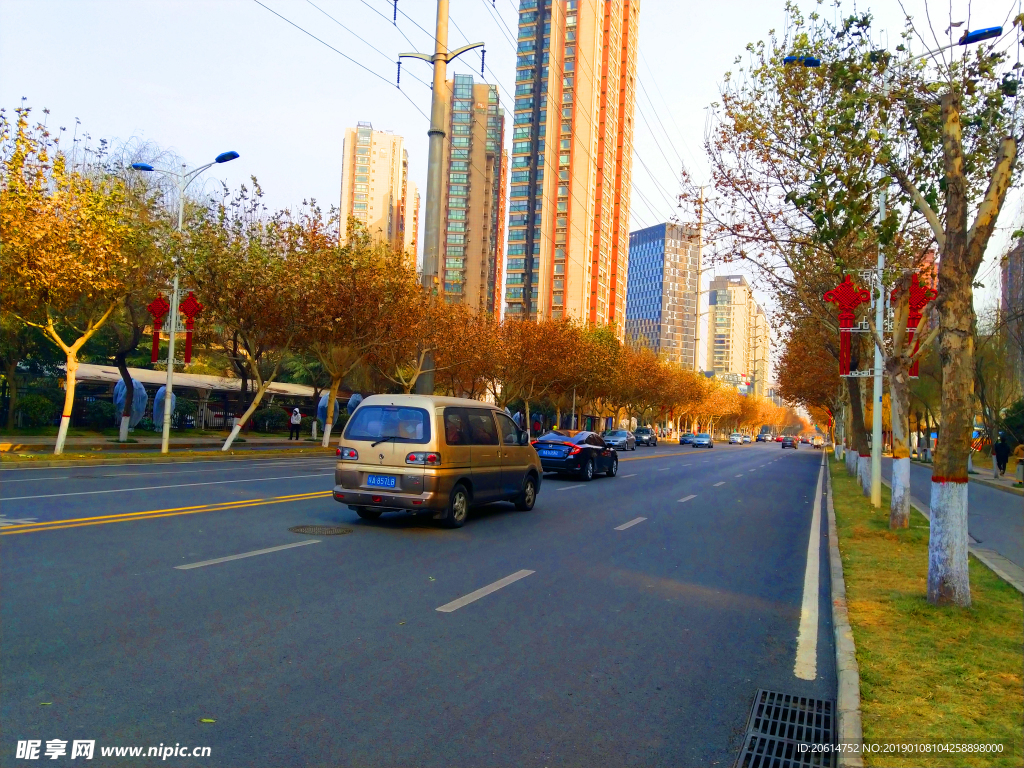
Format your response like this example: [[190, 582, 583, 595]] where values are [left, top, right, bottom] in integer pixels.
[[825, 462, 864, 768], [882, 479, 1024, 595], [0, 449, 336, 470], [909, 459, 1023, 498]]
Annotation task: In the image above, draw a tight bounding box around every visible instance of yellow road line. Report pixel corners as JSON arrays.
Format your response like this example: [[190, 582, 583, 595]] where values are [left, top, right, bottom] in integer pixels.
[[1, 491, 333, 536]]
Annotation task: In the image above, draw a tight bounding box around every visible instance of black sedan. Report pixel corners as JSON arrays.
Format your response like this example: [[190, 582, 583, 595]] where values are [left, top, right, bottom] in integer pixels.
[[634, 427, 658, 446], [601, 429, 635, 451], [781, 435, 798, 449], [533, 430, 618, 480]]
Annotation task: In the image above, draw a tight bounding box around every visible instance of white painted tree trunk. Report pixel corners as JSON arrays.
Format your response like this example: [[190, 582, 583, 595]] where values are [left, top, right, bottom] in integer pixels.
[[54, 359, 79, 455], [927, 481, 971, 607], [891, 457, 911, 528], [992, 455, 1000, 480], [321, 420, 334, 448], [846, 444, 857, 475], [858, 454, 871, 496], [968, 452, 974, 473], [312, 419, 318, 441], [119, 415, 131, 442], [222, 382, 270, 451]]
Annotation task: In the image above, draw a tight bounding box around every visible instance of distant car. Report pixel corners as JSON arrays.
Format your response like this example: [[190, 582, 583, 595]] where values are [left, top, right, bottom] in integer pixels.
[[756, 433, 770, 442], [743, 435, 752, 444], [813, 436, 824, 448], [782, 435, 798, 449], [533, 430, 618, 480], [679, 432, 695, 445], [729, 433, 744, 445], [601, 429, 635, 451], [691, 433, 714, 449], [635, 427, 658, 447], [776, 435, 785, 442]]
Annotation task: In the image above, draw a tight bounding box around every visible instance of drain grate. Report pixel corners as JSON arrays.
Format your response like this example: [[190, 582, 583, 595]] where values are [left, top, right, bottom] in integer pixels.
[[288, 525, 352, 536], [734, 689, 836, 768]]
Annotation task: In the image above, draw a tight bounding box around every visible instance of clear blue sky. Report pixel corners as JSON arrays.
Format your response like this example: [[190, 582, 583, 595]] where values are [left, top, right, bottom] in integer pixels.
[[2, 0, 1018, 368]]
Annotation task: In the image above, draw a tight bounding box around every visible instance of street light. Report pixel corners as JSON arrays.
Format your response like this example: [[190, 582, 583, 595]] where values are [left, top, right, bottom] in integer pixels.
[[132, 151, 239, 454], [784, 24, 1001, 507]]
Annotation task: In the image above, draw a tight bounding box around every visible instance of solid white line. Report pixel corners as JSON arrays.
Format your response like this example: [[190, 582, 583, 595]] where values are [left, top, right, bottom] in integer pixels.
[[678, 494, 696, 503], [1, 473, 334, 501], [175, 540, 320, 570], [614, 517, 647, 530], [621, 473, 637, 478], [794, 452, 826, 681], [556, 484, 585, 491], [713, 481, 725, 486], [436, 569, 535, 613]]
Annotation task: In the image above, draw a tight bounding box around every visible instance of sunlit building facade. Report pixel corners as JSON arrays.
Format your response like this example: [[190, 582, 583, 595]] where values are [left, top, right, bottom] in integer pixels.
[[504, 0, 640, 338], [707, 275, 771, 395]]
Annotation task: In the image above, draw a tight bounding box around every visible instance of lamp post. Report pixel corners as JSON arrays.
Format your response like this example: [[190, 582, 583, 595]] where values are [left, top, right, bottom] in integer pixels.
[[785, 24, 1000, 506], [131, 151, 239, 454]]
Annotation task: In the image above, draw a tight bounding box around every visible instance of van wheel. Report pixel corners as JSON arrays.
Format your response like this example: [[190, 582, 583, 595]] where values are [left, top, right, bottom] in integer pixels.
[[514, 475, 537, 511], [581, 458, 594, 481], [441, 483, 471, 528], [355, 507, 382, 520]]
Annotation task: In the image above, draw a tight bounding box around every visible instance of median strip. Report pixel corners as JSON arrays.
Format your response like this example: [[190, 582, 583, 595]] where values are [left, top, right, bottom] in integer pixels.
[[0, 491, 333, 535]]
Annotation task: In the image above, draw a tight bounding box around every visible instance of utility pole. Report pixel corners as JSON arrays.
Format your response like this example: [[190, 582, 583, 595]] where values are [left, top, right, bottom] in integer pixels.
[[400, 0, 484, 395], [693, 186, 704, 374]]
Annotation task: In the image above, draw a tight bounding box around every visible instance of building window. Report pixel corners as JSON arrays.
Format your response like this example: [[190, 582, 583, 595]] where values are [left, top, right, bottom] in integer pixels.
[[450, 161, 470, 171], [448, 209, 466, 220], [449, 173, 468, 183], [448, 221, 466, 232], [354, 184, 368, 192], [354, 193, 367, 201], [447, 233, 465, 244], [453, 136, 471, 147], [353, 203, 367, 210], [446, 246, 465, 256]]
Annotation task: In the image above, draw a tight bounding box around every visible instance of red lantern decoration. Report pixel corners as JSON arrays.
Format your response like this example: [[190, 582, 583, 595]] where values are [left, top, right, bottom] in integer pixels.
[[146, 294, 170, 363], [892, 273, 937, 377], [178, 292, 204, 364], [824, 275, 871, 376]]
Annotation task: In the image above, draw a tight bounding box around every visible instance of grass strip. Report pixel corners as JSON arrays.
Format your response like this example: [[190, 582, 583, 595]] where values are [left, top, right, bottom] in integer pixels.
[[829, 459, 1022, 767]]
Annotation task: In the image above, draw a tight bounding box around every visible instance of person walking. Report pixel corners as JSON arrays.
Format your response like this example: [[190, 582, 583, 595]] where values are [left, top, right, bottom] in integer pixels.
[[289, 408, 302, 441], [993, 437, 1010, 476]]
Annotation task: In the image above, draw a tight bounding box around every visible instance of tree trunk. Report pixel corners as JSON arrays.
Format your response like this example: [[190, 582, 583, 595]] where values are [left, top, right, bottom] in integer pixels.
[[4, 359, 18, 431], [223, 381, 271, 451], [54, 352, 79, 455], [845, 376, 869, 481], [321, 375, 343, 448], [115, 352, 134, 443], [524, 398, 532, 437], [888, 365, 912, 529]]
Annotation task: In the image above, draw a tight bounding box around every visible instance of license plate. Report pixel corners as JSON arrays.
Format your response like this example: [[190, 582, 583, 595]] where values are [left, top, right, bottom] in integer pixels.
[[538, 450, 561, 458], [366, 474, 397, 489]]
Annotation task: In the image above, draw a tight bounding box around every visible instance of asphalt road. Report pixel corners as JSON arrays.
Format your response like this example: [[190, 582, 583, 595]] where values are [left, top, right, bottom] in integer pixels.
[[880, 457, 1024, 569], [2, 443, 835, 767]]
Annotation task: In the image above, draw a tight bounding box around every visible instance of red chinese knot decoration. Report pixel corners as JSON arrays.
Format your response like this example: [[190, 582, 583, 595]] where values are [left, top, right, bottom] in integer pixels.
[[824, 275, 871, 376], [178, 292, 204, 364], [892, 273, 937, 377], [146, 294, 170, 363]]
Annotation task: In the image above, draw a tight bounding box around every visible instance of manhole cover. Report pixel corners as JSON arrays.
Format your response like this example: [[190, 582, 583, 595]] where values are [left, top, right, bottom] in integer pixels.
[[288, 525, 352, 536], [735, 689, 836, 768]]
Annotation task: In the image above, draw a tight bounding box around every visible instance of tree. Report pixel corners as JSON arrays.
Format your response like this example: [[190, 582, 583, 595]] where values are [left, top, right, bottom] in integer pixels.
[[0, 108, 136, 453], [975, 309, 1023, 477]]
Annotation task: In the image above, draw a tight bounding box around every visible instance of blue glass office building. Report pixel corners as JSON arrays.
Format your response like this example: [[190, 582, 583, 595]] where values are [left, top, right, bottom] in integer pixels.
[[625, 222, 699, 368]]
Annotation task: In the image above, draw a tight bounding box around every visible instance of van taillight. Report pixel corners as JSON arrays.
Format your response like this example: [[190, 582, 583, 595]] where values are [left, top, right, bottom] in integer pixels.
[[406, 451, 442, 466], [339, 447, 358, 461]]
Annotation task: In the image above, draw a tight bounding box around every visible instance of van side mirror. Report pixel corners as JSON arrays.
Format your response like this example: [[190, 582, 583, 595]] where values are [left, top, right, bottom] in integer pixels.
[[518, 430, 530, 446]]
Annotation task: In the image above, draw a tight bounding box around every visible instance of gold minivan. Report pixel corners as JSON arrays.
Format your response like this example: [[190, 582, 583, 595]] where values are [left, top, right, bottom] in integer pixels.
[[332, 394, 542, 528]]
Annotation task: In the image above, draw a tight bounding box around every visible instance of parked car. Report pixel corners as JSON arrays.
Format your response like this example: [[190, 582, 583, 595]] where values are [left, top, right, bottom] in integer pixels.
[[743, 435, 752, 443], [691, 433, 714, 449], [729, 433, 744, 445], [332, 394, 542, 529], [635, 427, 658, 447], [533, 430, 618, 480], [781, 435, 798, 449], [756, 433, 770, 442], [601, 429, 635, 451], [679, 432, 696, 445]]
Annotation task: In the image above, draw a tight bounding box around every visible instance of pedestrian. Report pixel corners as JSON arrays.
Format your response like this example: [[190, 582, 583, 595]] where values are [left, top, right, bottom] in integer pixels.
[[513, 410, 523, 429], [532, 414, 541, 435], [993, 437, 1010, 476], [289, 408, 302, 440]]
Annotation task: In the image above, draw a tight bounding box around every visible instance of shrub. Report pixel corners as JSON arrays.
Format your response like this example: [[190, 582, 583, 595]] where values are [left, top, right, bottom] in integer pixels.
[[85, 400, 117, 430], [253, 407, 289, 432], [16, 394, 57, 427]]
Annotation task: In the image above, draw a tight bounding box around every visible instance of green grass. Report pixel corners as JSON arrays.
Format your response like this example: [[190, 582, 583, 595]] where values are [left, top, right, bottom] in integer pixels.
[[830, 459, 1023, 767]]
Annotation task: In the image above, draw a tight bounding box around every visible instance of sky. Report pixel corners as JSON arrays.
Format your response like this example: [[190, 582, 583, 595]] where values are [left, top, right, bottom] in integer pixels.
[[2, 0, 1020, 372]]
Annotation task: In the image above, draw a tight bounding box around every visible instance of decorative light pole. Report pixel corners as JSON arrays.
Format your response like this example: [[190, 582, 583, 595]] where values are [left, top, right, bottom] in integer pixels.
[[132, 151, 239, 453]]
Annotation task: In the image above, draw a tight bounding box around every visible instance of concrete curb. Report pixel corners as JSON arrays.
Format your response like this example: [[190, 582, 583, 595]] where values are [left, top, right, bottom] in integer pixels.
[[825, 462, 864, 768], [0, 449, 336, 470]]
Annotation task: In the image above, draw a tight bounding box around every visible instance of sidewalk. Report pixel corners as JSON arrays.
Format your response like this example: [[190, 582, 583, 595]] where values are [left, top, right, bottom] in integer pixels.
[[0, 434, 323, 453], [909, 456, 1023, 497]]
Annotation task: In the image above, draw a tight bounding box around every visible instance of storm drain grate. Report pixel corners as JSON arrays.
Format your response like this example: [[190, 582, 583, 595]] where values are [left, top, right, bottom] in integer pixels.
[[734, 689, 836, 768], [288, 525, 352, 536]]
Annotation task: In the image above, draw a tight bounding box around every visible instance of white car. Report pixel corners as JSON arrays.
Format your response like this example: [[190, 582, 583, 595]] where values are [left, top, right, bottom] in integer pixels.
[[729, 433, 744, 445]]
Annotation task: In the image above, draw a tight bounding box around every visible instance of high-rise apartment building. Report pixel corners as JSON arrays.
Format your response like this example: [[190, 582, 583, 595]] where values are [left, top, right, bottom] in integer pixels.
[[441, 74, 506, 314], [404, 181, 420, 267], [707, 275, 771, 396], [504, 0, 639, 337], [1002, 238, 1023, 383], [339, 122, 414, 261], [624, 223, 699, 368]]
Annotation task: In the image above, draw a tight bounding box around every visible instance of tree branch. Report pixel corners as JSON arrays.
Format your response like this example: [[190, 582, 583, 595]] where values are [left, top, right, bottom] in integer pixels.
[[890, 165, 945, 250]]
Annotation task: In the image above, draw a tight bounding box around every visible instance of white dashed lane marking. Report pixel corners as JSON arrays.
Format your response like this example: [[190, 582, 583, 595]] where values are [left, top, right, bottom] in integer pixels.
[[713, 481, 726, 487], [678, 495, 696, 503], [436, 570, 535, 613], [614, 517, 647, 531]]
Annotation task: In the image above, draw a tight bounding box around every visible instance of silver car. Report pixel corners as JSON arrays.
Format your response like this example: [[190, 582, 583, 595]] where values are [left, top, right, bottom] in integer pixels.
[[691, 433, 714, 449], [601, 429, 635, 451]]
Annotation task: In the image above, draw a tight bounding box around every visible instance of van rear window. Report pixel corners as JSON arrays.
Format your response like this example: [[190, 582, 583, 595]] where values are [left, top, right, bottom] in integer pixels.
[[343, 405, 431, 444]]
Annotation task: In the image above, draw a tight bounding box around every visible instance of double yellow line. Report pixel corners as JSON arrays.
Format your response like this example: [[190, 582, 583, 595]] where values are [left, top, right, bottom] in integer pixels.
[[0, 490, 334, 536]]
